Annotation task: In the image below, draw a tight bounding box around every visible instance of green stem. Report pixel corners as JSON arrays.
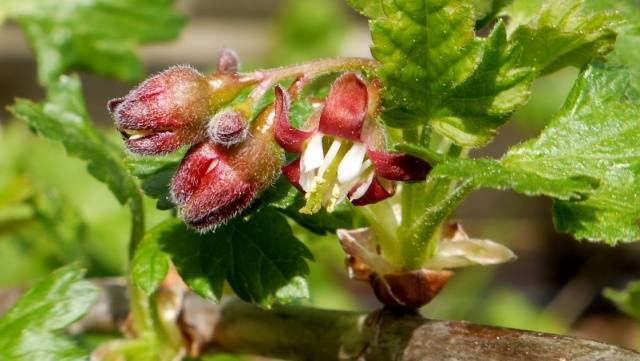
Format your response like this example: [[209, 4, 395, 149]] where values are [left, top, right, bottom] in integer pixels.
[[402, 180, 474, 269], [127, 190, 149, 333], [354, 202, 402, 265], [400, 128, 422, 236], [128, 191, 146, 258]]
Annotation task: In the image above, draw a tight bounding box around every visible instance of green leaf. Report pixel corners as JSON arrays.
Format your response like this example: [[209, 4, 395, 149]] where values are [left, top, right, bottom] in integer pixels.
[[369, 0, 484, 126], [127, 152, 185, 210], [604, 281, 640, 320], [432, 158, 598, 201], [346, 0, 383, 18], [433, 0, 619, 146], [3, 0, 185, 85], [143, 208, 312, 305], [132, 229, 170, 294], [508, 0, 619, 75], [9, 75, 139, 207], [0, 264, 98, 361], [585, 0, 640, 91], [433, 21, 536, 146], [437, 63, 640, 244]]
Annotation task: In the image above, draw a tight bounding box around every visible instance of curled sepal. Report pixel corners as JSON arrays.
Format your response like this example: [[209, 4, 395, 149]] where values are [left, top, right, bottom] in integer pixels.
[[109, 65, 212, 155], [367, 150, 431, 182], [273, 85, 313, 153], [422, 223, 517, 270]]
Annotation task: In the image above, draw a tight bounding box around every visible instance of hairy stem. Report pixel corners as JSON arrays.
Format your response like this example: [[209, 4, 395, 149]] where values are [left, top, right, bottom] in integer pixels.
[[127, 191, 146, 258], [246, 57, 377, 101], [354, 201, 402, 266], [402, 180, 475, 269], [127, 190, 149, 333]]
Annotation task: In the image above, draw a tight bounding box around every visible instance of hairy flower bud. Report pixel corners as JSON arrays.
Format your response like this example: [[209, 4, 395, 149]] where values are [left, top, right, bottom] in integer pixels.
[[171, 107, 283, 232], [207, 109, 249, 146], [109, 65, 212, 155], [217, 48, 240, 74]]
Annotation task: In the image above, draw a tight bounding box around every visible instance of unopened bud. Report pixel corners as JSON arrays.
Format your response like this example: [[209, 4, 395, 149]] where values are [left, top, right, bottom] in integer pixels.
[[217, 48, 240, 73], [207, 109, 249, 146], [171, 106, 283, 232], [108, 65, 212, 155]]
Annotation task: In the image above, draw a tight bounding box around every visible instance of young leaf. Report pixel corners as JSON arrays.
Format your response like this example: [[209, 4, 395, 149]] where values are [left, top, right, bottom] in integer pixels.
[[433, 0, 619, 146], [141, 208, 312, 305], [368, 0, 484, 126], [127, 152, 185, 211], [132, 228, 171, 294], [0, 264, 98, 361], [586, 0, 640, 91], [436, 63, 640, 244], [507, 0, 619, 75], [2, 0, 185, 85], [345, 0, 383, 18], [9, 75, 139, 207], [604, 281, 640, 320], [431, 158, 598, 201], [433, 21, 535, 146]]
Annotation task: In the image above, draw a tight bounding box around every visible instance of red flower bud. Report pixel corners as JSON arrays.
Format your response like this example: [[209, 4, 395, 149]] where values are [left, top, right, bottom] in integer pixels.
[[109, 65, 212, 155], [207, 109, 249, 146], [171, 108, 283, 231], [217, 48, 240, 74]]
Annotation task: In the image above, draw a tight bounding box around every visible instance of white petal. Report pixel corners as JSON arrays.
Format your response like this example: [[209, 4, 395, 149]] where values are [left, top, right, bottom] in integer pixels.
[[349, 171, 375, 201], [300, 134, 324, 173], [337, 143, 367, 184], [337, 228, 397, 276], [424, 237, 517, 269], [299, 170, 316, 193], [319, 139, 342, 176]]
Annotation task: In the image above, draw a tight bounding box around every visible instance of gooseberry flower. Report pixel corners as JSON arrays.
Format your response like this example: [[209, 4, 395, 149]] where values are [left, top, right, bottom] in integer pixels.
[[170, 106, 283, 232], [273, 73, 431, 213]]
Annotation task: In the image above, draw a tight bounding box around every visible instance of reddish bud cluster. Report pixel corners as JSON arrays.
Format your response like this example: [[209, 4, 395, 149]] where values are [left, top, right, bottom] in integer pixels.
[[109, 50, 281, 231]]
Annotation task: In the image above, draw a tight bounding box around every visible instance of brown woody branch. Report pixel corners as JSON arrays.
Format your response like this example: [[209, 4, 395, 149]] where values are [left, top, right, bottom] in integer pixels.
[[2, 279, 639, 361]]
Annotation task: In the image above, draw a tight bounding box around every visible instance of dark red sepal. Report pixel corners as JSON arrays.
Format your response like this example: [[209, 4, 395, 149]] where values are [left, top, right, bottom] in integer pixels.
[[273, 86, 313, 153], [349, 177, 395, 206], [367, 150, 431, 181], [281, 158, 303, 192], [318, 73, 368, 142]]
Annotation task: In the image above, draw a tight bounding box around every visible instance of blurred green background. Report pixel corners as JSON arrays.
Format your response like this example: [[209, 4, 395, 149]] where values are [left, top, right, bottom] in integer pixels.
[[0, 0, 638, 353]]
